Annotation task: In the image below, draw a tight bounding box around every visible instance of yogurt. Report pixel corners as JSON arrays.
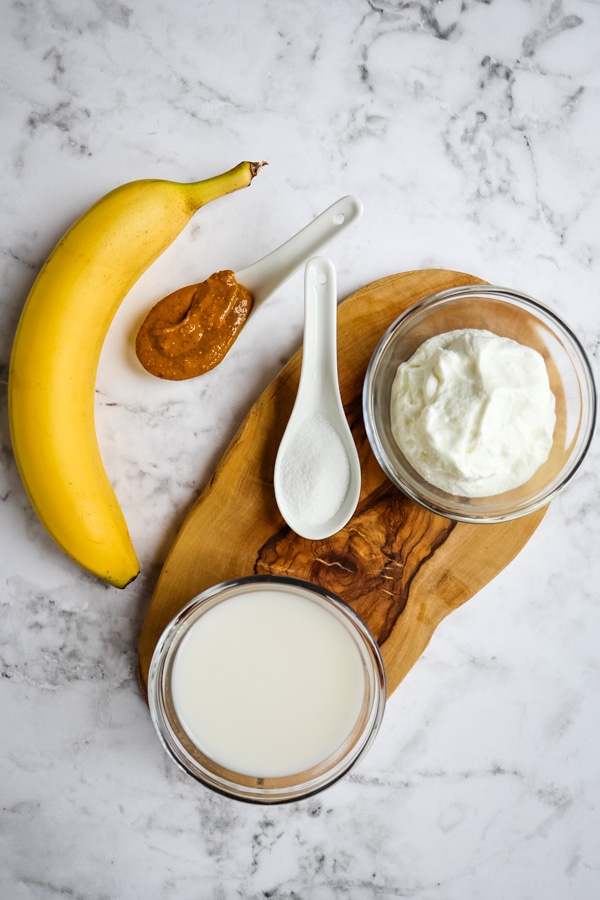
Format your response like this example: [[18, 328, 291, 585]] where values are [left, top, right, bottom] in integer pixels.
[[171, 588, 366, 778], [390, 328, 556, 497]]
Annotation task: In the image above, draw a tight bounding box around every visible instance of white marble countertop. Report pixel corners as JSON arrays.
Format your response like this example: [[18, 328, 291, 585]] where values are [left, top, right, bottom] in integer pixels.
[[2, 1, 599, 897]]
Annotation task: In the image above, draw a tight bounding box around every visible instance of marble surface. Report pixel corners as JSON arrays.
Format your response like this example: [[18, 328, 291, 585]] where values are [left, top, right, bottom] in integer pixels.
[[1, 0, 599, 897]]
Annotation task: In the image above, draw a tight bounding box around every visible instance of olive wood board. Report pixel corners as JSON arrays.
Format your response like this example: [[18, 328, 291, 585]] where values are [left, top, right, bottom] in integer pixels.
[[138, 268, 546, 699]]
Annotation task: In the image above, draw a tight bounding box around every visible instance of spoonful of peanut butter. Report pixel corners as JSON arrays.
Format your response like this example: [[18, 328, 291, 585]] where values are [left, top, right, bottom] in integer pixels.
[[135, 196, 362, 381]]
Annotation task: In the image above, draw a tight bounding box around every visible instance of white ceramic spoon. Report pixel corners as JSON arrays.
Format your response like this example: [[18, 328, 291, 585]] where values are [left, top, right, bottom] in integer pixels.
[[274, 257, 361, 540], [136, 196, 362, 381], [235, 195, 362, 313]]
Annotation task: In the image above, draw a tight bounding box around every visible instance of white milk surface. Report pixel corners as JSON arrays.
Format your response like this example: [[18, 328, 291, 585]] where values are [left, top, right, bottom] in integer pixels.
[[171, 589, 366, 777]]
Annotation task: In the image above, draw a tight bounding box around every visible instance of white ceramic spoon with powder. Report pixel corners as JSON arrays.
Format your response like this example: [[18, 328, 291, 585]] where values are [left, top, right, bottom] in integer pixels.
[[274, 257, 361, 540]]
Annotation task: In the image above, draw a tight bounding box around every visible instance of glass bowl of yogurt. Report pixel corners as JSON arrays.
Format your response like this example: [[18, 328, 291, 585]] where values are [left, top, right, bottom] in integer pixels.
[[363, 285, 596, 522], [148, 574, 386, 803]]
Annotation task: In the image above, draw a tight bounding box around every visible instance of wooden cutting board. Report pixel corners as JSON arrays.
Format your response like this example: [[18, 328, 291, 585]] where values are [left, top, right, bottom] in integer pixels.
[[138, 269, 546, 698]]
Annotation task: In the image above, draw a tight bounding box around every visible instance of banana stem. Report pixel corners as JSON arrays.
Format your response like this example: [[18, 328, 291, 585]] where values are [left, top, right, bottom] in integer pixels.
[[186, 160, 268, 210]]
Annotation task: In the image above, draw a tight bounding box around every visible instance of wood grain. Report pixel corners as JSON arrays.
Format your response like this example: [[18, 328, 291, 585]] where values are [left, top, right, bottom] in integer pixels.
[[138, 269, 546, 698]]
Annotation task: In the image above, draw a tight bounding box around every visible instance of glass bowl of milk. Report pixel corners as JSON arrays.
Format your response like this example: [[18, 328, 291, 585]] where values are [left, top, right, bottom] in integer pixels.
[[363, 285, 596, 523], [148, 575, 386, 803]]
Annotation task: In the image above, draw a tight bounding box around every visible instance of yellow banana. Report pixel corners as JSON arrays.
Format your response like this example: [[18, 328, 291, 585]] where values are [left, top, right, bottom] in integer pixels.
[[9, 160, 264, 588]]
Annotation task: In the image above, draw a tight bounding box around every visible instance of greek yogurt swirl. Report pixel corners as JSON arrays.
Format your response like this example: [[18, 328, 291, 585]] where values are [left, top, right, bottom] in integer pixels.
[[390, 329, 556, 497]]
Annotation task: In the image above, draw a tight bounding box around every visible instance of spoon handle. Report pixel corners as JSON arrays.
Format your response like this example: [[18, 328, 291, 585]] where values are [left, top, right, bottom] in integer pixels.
[[235, 196, 362, 308], [299, 257, 342, 410]]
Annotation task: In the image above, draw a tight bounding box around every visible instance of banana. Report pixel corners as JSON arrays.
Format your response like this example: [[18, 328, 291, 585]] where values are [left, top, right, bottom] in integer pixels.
[[9, 161, 265, 588]]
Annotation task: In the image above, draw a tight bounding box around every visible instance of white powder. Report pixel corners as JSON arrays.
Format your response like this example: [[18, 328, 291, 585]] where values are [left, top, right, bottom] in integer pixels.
[[279, 412, 350, 526]]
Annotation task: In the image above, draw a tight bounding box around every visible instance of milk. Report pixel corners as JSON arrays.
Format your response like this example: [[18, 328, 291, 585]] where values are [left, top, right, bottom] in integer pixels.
[[171, 588, 366, 778]]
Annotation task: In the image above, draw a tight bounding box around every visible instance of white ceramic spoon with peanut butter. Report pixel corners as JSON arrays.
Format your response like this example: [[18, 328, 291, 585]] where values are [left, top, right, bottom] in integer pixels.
[[135, 196, 363, 380]]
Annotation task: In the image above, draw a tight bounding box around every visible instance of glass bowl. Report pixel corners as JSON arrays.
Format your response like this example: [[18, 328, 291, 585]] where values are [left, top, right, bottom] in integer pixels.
[[148, 574, 386, 804], [363, 285, 596, 523]]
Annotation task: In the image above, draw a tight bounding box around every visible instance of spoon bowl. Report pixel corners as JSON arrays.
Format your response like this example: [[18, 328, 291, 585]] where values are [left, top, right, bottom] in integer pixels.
[[274, 257, 361, 540]]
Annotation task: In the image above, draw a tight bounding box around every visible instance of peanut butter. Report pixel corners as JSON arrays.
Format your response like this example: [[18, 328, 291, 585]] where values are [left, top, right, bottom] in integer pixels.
[[135, 270, 253, 380]]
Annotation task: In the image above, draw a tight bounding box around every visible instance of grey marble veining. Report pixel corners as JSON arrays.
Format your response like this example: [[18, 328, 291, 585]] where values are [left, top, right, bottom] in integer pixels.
[[1, 0, 600, 898]]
